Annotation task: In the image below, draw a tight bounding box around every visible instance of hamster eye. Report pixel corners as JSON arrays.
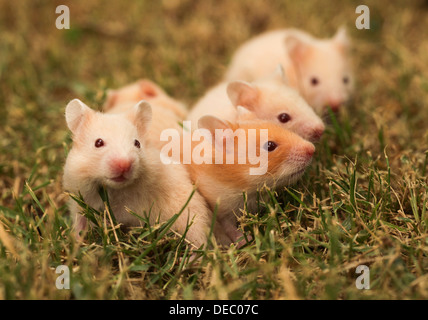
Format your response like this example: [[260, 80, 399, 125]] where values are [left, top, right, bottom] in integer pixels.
[[263, 141, 278, 152], [95, 139, 104, 148], [134, 139, 141, 148], [311, 77, 319, 86], [343, 76, 349, 84], [278, 113, 291, 123]]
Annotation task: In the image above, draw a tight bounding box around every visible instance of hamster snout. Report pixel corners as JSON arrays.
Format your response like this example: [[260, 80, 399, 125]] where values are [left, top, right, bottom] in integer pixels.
[[291, 143, 315, 164], [326, 100, 343, 112], [109, 157, 135, 181], [299, 122, 325, 142], [301, 143, 315, 160], [325, 92, 349, 112], [310, 124, 325, 141]]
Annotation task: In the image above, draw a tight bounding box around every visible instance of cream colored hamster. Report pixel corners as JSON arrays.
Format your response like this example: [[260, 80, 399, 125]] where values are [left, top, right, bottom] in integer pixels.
[[225, 28, 353, 114], [188, 67, 325, 143], [63, 99, 211, 248]]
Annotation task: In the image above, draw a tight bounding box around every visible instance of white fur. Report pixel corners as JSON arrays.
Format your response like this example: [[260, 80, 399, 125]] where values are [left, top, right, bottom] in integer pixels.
[[188, 69, 325, 143], [225, 28, 354, 114], [63, 99, 212, 248], [103, 79, 188, 149]]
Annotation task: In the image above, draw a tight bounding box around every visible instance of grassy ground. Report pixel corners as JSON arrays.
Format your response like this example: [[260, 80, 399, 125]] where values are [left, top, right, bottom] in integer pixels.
[[0, 0, 427, 300]]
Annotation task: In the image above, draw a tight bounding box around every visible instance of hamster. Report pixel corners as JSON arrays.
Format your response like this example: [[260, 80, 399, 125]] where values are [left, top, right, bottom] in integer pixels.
[[104, 79, 188, 119], [225, 28, 353, 114], [187, 66, 325, 143], [104, 79, 188, 148], [181, 115, 315, 246], [63, 99, 212, 248]]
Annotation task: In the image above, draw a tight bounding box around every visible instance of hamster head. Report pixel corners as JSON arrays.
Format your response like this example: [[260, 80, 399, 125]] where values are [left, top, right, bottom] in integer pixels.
[[104, 79, 162, 109], [104, 79, 187, 118], [65, 99, 152, 189], [197, 116, 315, 188], [285, 27, 353, 114], [227, 66, 325, 143]]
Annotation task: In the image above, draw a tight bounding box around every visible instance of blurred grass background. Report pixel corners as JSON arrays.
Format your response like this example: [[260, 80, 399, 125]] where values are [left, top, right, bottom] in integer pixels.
[[0, 0, 427, 299]]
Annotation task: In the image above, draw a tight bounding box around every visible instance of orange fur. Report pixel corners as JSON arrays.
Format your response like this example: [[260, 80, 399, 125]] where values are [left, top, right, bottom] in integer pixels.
[[171, 117, 315, 245]]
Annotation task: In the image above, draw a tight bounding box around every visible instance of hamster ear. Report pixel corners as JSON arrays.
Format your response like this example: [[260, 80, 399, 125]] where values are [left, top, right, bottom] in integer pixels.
[[333, 26, 350, 52], [130, 100, 152, 137], [198, 116, 236, 153], [236, 106, 256, 120], [103, 89, 118, 111], [227, 81, 259, 111], [285, 34, 310, 63], [138, 79, 165, 99], [65, 99, 94, 134], [198, 115, 231, 134], [272, 64, 289, 84]]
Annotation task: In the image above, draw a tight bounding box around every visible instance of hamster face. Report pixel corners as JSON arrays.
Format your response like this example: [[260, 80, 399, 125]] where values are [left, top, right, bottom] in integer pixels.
[[197, 117, 315, 188], [241, 121, 315, 186], [285, 28, 353, 114], [65, 99, 152, 190], [228, 78, 325, 143], [255, 82, 325, 142], [298, 43, 353, 113], [73, 115, 143, 189]]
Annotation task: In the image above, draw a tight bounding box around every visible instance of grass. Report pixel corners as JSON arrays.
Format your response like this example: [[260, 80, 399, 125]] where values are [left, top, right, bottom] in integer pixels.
[[0, 0, 427, 299]]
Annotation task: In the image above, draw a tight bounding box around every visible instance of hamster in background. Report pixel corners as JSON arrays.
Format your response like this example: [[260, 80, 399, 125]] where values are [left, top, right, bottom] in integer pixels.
[[225, 27, 354, 114], [104, 79, 188, 148]]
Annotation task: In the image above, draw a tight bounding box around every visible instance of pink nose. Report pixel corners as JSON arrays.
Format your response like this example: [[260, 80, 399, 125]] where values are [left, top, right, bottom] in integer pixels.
[[327, 100, 342, 112], [296, 143, 315, 161], [311, 125, 325, 141], [110, 158, 133, 175], [304, 144, 315, 159]]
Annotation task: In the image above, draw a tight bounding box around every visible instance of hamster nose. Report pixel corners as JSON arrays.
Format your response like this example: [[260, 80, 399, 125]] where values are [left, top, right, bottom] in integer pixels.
[[303, 144, 315, 159], [326, 100, 342, 112], [293, 143, 315, 161], [311, 125, 325, 141], [110, 158, 133, 175]]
